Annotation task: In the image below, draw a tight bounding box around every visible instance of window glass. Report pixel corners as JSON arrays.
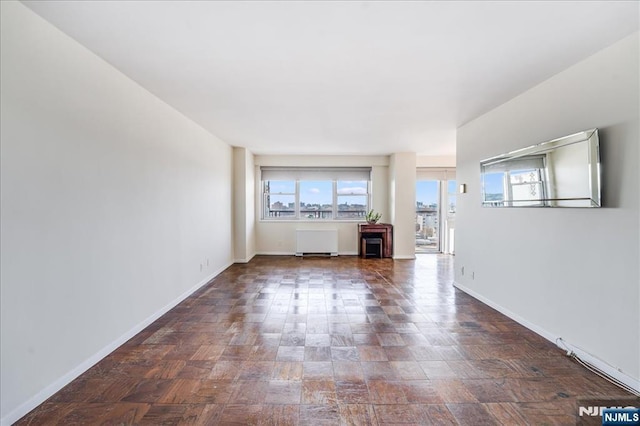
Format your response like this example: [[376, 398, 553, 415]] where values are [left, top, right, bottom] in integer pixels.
[[337, 180, 367, 195], [447, 180, 457, 214], [264, 180, 295, 218], [447, 180, 457, 194], [510, 169, 544, 206], [416, 180, 439, 208], [268, 180, 295, 194], [416, 180, 439, 252], [261, 176, 370, 221], [300, 180, 333, 219], [337, 180, 368, 219], [483, 172, 505, 206]]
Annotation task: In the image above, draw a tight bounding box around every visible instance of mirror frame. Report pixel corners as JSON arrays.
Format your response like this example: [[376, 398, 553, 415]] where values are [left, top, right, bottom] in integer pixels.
[[480, 129, 601, 208]]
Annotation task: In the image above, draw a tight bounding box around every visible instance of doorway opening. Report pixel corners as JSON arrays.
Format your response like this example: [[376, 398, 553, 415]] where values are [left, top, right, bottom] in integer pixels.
[[415, 179, 456, 254]]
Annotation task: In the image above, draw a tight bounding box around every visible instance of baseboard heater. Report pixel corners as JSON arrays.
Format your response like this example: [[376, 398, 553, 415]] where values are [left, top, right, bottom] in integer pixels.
[[295, 229, 338, 257]]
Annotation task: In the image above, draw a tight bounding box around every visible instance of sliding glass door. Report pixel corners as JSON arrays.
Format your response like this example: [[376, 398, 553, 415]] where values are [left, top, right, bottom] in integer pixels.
[[415, 178, 456, 254], [416, 180, 440, 253]]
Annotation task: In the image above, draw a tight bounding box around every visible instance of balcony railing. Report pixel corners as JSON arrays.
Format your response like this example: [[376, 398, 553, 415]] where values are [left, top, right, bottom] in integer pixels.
[[266, 209, 367, 219]]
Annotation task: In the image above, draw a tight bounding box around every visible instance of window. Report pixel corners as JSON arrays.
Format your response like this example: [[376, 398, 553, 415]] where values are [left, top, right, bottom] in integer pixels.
[[300, 180, 333, 219], [263, 180, 296, 218], [483, 172, 506, 206], [337, 180, 368, 219], [261, 167, 371, 220], [481, 156, 546, 207], [509, 169, 545, 206]]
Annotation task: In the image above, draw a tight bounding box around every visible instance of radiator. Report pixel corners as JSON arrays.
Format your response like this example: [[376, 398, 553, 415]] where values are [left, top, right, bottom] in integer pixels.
[[295, 229, 338, 256]]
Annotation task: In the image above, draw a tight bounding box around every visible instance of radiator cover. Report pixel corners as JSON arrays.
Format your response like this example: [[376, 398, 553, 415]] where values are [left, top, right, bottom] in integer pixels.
[[295, 229, 338, 256]]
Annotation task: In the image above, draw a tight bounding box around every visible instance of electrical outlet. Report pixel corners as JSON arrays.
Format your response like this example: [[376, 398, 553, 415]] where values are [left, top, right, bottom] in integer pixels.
[[461, 266, 465, 276]]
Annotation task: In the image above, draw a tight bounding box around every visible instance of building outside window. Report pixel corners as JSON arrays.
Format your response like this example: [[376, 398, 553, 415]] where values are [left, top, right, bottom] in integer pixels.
[[261, 167, 371, 221], [300, 180, 333, 219]]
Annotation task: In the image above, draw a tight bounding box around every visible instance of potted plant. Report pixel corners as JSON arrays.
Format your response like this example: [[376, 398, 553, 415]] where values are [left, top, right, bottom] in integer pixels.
[[365, 209, 382, 224]]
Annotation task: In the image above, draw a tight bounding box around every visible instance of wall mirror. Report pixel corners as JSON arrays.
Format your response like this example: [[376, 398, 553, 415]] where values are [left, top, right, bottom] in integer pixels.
[[480, 129, 601, 207]]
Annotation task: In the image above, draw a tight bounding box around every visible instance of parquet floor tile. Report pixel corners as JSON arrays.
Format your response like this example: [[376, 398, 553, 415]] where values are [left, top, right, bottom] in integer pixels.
[[16, 255, 637, 425]]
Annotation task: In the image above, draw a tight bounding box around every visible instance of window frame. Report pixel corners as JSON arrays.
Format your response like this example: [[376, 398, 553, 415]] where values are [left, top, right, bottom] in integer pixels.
[[261, 178, 371, 222], [506, 168, 547, 207], [335, 180, 370, 220], [262, 180, 297, 219], [299, 180, 335, 220]]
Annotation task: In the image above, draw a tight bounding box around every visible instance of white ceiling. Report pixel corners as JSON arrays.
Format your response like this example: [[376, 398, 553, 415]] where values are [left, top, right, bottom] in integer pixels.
[[23, 1, 639, 156]]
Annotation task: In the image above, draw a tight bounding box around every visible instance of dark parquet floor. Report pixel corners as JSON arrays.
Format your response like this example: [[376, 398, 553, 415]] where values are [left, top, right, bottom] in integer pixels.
[[17, 255, 636, 425]]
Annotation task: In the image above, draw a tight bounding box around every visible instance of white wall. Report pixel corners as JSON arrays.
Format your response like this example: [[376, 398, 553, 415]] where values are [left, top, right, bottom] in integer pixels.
[[456, 33, 639, 389], [254, 155, 389, 255], [233, 147, 256, 262], [389, 152, 417, 259], [416, 155, 456, 168], [0, 3, 233, 424], [245, 151, 256, 259]]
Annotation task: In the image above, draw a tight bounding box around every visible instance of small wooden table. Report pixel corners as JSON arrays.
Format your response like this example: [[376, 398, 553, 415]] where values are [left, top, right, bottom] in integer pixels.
[[358, 223, 393, 258]]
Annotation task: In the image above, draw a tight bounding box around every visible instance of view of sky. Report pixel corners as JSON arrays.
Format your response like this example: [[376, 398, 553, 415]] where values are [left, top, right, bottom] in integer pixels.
[[268, 179, 460, 207], [416, 180, 438, 206], [416, 180, 457, 206], [300, 181, 332, 204], [483, 173, 505, 196]]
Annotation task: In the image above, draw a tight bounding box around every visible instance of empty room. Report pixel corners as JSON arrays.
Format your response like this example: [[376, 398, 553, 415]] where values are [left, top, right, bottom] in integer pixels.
[[1, 1, 638, 425]]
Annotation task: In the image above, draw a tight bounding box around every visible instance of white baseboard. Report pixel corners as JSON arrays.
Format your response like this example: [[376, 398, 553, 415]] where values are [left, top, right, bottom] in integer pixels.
[[453, 281, 639, 394], [393, 255, 416, 260], [452, 281, 557, 342], [1, 262, 232, 426], [257, 251, 358, 256], [234, 253, 256, 263], [259, 252, 411, 259], [559, 339, 640, 394], [256, 251, 295, 256]]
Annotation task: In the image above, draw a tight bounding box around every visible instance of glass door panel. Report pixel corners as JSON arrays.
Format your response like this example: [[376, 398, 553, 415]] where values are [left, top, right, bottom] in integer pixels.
[[416, 180, 439, 253]]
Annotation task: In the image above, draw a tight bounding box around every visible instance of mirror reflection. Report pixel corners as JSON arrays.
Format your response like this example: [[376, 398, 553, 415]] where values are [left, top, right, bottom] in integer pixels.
[[480, 129, 601, 208]]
